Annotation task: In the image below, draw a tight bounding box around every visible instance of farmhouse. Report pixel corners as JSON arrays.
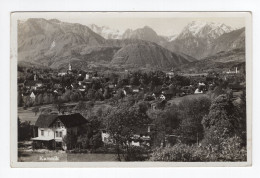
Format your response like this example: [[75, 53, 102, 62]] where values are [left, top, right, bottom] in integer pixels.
[[31, 113, 88, 150]]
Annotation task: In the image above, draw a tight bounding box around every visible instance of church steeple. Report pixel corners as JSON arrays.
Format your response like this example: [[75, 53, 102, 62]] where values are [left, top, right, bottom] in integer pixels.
[[34, 74, 37, 81]]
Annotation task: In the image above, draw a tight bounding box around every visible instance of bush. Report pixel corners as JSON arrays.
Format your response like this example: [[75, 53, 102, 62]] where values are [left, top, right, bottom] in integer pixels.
[[18, 120, 35, 141], [124, 146, 150, 161], [90, 144, 117, 154], [150, 136, 246, 162], [150, 143, 201, 162], [91, 132, 103, 149]]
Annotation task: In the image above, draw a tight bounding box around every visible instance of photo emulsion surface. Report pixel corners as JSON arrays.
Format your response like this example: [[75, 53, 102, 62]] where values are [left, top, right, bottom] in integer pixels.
[[11, 12, 252, 167]]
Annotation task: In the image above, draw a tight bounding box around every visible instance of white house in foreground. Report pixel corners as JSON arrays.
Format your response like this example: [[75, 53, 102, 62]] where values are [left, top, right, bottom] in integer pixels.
[[31, 113, 88, 150]]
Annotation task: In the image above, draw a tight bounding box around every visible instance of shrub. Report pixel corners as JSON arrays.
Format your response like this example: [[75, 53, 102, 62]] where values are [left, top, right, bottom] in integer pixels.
[[124, 146, 150, 161], [150, 136, 246, 162]]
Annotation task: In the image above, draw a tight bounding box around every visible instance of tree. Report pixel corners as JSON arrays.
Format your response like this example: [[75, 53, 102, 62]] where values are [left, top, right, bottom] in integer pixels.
[[95, 90, 104, 101], [63, 132, 77, 150], [62, 90, 72, 102], [24, 96, 33, 107], [104, 103, 151, 161], [49, 94, 54, 103], [86, 101, 95, 113], [202, 94, 242, 146], [103, 88, 110, 99], [148, 105, 180, 147], [36, 94, 43, 105], [238, 89, 247, 145], [32, 106, 40, 116], [53, 99, 65, 113], [18, 119, 34, 141], [91, 132, 103, 149], [70, 92, 79, 102], [75, 101, 87, 114], [177, 97, 211, 145], [43, 94, 50, 104], [86, 89, 96, 101], [18, 92, 23, 107]]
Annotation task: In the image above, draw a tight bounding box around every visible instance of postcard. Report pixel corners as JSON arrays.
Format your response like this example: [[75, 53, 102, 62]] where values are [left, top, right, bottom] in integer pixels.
[[10, 12, 252, 167]]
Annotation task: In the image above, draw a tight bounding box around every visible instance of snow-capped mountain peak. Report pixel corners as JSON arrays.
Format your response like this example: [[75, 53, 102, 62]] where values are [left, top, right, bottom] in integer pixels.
[[88, 24, 123, 39], [179, 21, 234, 40]]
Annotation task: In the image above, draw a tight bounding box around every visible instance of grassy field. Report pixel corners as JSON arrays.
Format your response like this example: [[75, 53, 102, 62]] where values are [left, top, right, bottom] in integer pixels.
[[67, 153, 117, 162], [18, 101, 112, 124], [18, 151, 117, 162], [168, 93, 208, 105], [18, 141, 117, 162], [18, 107, 40, 124], [18, 151, 68, 162]]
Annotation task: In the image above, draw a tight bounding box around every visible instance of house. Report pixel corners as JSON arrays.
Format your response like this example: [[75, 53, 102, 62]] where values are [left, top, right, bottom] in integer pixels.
[[24, 80, 43, 90], [132, 88, 140, 93], [30, 92, 36, 102], [159, 94, 166, 100], [53, 83, 62, 89], [194, 88, 203, 94], [58, 72, 67, 76], [226, 67, 239, 74], [101, 130, 114, 145], [31, 113, 88, 150], [166, 68, 175, 79], [129, 124, 154, 147]]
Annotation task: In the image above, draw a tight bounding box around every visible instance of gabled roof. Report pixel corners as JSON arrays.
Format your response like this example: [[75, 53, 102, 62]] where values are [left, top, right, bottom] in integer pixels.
[[35, 114, 58, 128], [35, 113, 88, 128], [57, 113, 88, 128]]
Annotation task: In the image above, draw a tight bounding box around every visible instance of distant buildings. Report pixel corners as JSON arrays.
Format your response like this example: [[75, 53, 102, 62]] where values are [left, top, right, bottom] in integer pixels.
[[166, 68, 175, 79], [226, 67, 239, 74], [101, 124, 153, 147]]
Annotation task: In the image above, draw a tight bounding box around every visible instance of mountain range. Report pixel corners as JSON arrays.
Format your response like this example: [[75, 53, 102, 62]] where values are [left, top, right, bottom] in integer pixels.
[[18, 18, 245, 71]]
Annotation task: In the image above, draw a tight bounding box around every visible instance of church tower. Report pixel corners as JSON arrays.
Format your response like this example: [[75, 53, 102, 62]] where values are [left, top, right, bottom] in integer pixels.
[[34, 74, 37, 81]]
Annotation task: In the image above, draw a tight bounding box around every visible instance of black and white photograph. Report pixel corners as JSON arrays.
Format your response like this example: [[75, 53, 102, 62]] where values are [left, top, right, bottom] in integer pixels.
[[10, 12, 252, 167]]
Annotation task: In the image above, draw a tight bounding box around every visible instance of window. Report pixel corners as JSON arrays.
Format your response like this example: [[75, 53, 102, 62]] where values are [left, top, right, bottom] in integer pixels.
[[56, 131, 58, 137], [59, 131, 63, 137], [57, 122, 61, 127], [41, 130, 44, 136]]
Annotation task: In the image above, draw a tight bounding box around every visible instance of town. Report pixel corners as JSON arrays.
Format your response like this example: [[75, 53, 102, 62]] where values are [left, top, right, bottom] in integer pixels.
[[18, 62, 246, 162]]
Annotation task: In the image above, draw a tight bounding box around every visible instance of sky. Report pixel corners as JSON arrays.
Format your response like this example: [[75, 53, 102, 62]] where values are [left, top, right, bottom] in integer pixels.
[[16, 12, 246, 36]]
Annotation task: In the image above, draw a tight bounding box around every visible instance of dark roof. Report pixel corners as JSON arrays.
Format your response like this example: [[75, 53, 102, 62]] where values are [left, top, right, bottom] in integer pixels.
[[57, 113, 88, 128], [35, 114, 57, 128], [35, 113, 88, 128]]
